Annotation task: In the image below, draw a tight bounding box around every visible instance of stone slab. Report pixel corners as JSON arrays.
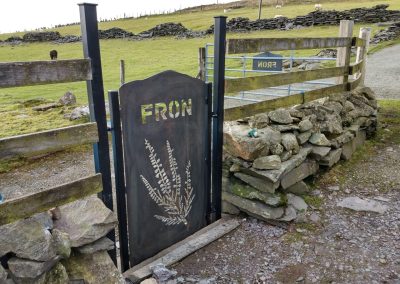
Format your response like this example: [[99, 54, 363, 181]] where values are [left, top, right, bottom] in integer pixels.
[[233, 172, 279, 194], [319, 148, 342, 167], [281, 159, 319, 189], [242, 148, 311, 184]]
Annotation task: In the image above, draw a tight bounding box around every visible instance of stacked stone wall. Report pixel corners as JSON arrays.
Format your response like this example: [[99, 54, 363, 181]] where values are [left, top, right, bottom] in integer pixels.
[[222, 86, 378, 223], [0, 196, 124, 284]]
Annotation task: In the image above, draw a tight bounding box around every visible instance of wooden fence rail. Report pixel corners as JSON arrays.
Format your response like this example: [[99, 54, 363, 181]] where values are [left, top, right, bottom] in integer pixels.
[[0, 174, 102, 226], [0, 122, 98, 161], [225, 66, 347, 93], [227, 37, 366, 54], [219, 21, 371, 121], [0, 59, 92, 88]]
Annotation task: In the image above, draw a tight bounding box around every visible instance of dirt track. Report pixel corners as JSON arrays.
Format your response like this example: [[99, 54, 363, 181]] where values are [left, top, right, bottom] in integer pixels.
[[366, 44, 400, 99]]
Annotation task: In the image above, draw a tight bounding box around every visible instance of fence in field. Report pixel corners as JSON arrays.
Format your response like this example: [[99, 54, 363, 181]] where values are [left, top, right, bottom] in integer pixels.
[[199, 20, 371, 121], [0, 3, 120, 264]]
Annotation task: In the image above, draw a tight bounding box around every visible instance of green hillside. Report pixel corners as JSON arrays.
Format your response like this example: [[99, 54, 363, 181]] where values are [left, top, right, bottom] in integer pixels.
[[0, 0, 399, 138]]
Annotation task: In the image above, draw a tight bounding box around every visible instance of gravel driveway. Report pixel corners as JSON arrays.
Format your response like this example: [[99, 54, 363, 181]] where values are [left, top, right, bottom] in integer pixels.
[[366, 43, 400, 99]]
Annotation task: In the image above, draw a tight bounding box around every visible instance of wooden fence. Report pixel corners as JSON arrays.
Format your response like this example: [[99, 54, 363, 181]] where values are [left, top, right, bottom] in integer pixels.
[[201, 20, 370, 121], [0, 57, 97, 225], [0, 4, 111, 231]]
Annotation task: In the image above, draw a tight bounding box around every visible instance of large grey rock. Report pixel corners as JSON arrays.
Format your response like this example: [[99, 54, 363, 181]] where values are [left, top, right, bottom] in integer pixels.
[[249, 113, 269, 128], [281, 159, 319, 189], [341, 140, 354, 160], [222, 192, 285, 221], [320, 114, 343, 134], [8, 257, 59, 279], [268, 109, 293, 124], [151, 263, 177, 282], [341, 130, 366, 161], [76, 237, 114, 254], [0, 264, 7, 281], [269, 143, 284, 155], [278, 206, 297, 222], [353, 130, 367, 150], [258, 127, 282, 145], [319, 148, 342, 167], [280, 150, 293, 162], [354, 86, 376, 101], [58, 91, 76, 106], [52, 229, 71, 259], [223, 122, 267, 161], [11, 262, 69, 284], [330, 131, 354, 149], [225, 178, 284, 207], [309, 133, 331, 146], [281, 133, 299, 153], [234, 172, 279, 194], [53, 196, 117, 247], [69, 106, 90, 120], [307, 145, 331, 160], [296, 130, 312, 145], [324, 101, 343, 114], [337, 197, 388, 214], [344, 100, 355, 112], [63, 250, 125, 284], [0, 213, 57, 261], [283, 181, 310, 195], [253, 155, 281, 170], [298, 119, 313, 132], [270, 124, 299, 132], [243, 148, 311, 183], [222, 201, 240, 215], [287, 193, 308, 212]]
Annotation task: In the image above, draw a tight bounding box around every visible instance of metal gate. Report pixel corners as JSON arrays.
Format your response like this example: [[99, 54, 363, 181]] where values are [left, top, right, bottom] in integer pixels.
[[204, 43, 337, 104]]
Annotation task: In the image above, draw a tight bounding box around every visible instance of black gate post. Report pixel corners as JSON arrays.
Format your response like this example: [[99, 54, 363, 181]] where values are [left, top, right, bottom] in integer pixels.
[[108, 91, 130, 271], [79, 3, 116, 262], [211, 16, 227, 222]]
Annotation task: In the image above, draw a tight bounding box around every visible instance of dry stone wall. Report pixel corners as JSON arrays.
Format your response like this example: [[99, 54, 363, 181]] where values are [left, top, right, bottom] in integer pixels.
[[2, 4, 399, 45], [0, 196, 124, 284], [222, 86, 378, 223]]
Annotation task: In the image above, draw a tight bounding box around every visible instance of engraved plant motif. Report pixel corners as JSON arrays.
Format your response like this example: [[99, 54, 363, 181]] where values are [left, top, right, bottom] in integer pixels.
[[140, 139, 195, 226]]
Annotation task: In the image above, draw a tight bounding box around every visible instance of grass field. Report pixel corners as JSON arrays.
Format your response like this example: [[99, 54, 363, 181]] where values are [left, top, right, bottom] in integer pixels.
[[0, 0, 399, 138]]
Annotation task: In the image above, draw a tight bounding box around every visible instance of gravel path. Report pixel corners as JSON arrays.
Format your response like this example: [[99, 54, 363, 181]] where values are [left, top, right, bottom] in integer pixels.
[[366, 44, 400, 99], [173, 106, 400, 283]]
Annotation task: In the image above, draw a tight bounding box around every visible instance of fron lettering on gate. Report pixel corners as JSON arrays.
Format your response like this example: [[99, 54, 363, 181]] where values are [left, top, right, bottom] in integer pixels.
[[253, 51, 283, 72], [141, 99, 193, 124], [119, 70, 211, 266]]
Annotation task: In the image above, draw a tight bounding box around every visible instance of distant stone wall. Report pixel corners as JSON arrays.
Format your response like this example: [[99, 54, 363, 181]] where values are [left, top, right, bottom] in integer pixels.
[[2, 4, 400, 45], [206, 4, 400, 33], [0, 196, 125, 283], [222, 86, 378, 223]]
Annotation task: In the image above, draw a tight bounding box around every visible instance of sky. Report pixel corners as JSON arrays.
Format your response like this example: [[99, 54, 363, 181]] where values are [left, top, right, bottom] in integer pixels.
[[0, 0, 232, 33]]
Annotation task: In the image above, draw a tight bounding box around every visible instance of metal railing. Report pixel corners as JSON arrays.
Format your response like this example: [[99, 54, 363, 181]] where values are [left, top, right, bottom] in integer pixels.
[[204, 43, 336, 103]]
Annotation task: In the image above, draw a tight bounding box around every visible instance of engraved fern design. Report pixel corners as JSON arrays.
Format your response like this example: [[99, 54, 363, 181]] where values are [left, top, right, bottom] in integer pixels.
[[140, 139, 195, 226]]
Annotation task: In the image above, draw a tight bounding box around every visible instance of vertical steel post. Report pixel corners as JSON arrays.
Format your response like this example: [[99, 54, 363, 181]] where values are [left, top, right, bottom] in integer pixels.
[[205, 83, 213, 224], [79, 3, 116, 263], [211, 16, 227, 222], [108, 91, 130, 271]]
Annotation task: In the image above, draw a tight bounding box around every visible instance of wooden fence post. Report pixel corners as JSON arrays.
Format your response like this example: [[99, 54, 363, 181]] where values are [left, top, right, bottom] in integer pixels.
[[336, 20, 354, 85], [120, 60, 125, 86], [197, 47, 206, 81], [355, 27, 371, 85]]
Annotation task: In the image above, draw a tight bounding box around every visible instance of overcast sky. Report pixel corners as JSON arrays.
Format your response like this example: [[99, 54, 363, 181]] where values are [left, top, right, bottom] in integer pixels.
[[0, 0, 232, 33]]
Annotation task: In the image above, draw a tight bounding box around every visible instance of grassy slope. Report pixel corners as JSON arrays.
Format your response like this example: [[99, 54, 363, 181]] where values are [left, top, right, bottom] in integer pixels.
[[0, 0, 399, 138]]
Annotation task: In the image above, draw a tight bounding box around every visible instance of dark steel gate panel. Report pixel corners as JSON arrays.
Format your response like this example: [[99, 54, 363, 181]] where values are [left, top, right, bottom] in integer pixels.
[[119, 71, 210, 265]]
